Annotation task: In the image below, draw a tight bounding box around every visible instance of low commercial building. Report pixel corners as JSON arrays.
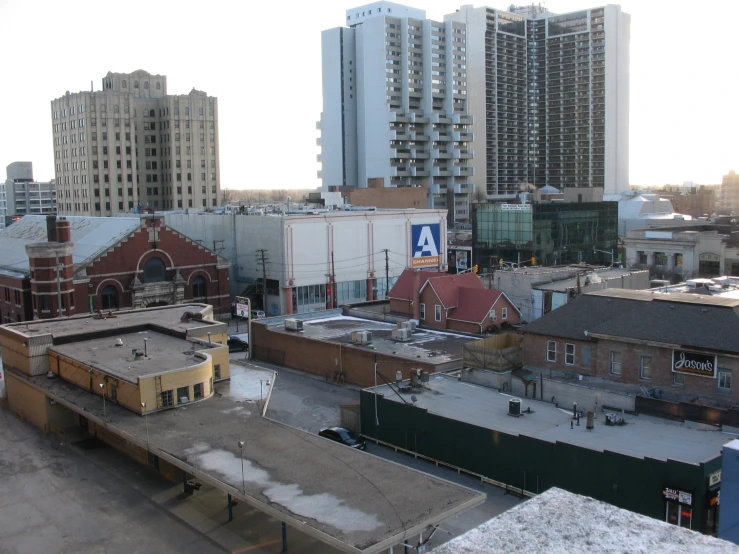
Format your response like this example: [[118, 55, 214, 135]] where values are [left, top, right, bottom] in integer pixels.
[[0, 214, 230, 323], [362, 374, 726, 534], [0, 304, 483, 554], [521, 289, 739, 409], [165, 209, 447, 315], [387, 269, 520, 333]]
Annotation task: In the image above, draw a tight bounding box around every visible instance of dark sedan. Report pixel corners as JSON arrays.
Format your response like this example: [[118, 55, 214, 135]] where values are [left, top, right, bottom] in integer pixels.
[[318, 427, 366, 450], [227, 335, 249, 352]]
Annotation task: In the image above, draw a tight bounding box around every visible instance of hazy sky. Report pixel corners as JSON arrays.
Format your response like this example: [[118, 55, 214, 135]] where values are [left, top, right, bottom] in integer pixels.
[[1, 0, 737, 190]]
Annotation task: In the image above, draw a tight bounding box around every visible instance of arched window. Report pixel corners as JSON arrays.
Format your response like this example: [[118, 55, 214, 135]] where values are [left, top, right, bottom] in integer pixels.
[[143, 109, 149, 117], [114, 105, 119, 113], [156, 82, 161, 90], [122, 79, 127, 88], [101, 285, 119, 310], [143, 257, 166, 282], [134, 80, 139, 88], [144, 81, 149, 89], [192, 275, 207, 299]]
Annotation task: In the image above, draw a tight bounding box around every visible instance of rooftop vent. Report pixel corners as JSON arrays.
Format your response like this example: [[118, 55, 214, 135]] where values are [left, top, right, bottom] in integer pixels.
[[115, 338, 124, 347], [352, 330, 373, 344]]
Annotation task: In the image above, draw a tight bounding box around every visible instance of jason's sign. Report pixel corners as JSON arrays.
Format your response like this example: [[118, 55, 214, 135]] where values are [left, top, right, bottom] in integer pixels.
[[411, 224, 441, 268], [672, 349, 717, 378]]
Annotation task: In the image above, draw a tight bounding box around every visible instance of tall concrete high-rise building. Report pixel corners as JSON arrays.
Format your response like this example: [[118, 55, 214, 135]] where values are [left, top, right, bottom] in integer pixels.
[[445, 4, 630, 198], [721, 170, 739, 215], [0, 162, 57, 229], [50, 70, 220, 216], [318, 2, 474, 222]]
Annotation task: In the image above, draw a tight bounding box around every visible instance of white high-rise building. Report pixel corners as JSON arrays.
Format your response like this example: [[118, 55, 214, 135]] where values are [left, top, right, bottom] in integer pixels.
[[445, 4, 630, 198], [318, 2, 474, 222], [0, 162, 57, 229]]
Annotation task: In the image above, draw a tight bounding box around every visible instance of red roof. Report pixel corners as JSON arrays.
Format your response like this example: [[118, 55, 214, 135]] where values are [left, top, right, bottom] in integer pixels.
[[388, 269, 516, 324]]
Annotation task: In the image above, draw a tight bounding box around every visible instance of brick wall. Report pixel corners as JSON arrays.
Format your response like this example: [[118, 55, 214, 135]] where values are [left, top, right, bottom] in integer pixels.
[[522, 334, 597, 376]]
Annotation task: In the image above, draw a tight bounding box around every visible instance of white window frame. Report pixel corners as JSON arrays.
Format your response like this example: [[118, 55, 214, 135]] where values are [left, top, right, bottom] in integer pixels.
[[489, 308, 496, 321], [639, 356, 652, 380], [547, 340, 556, 362], [610, 351, 622, 375], [434, 304, 441, 322], [718, 370, 732, 392], [502, 307, 508, 319], [565, 343, 575, 366], [419, 303, 425, 320]]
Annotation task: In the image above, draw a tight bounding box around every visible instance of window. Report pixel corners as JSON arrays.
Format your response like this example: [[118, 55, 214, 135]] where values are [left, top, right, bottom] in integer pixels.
[[101, 285, 118, 310], [639, 356, 652, 380], [489, 308, 496, 321], [610, 351, 622, 375], [161, 390, 173, 408], [673, 372, 685, 385], [214, 364, 221, 379], [718, 370, 732, 392], [565, 343, 575, 365], [502, 307, 508, 319], [143, 257, 167, 282], [193, 383, 203, 399], [419, 303, 425, 320], [547, 340, 556, 362], [192, 275, 207, 298], [176, 386, 188, 403], [434, 304, 441, 321]]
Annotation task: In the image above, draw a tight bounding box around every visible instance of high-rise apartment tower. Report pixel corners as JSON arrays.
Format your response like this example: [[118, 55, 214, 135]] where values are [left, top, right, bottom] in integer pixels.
[[318, 2, 474, 222], [445, 4, 630, 198], [50, 70, 220, 216]]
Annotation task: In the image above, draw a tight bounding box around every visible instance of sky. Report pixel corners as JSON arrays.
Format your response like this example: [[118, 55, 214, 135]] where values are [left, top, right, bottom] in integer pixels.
[[0, 0, 737, 190]]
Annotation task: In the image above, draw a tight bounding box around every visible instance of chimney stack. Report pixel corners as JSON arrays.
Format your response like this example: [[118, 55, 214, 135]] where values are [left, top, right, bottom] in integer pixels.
[[56, 217, 72, 243], [46, 215, 57, 242]]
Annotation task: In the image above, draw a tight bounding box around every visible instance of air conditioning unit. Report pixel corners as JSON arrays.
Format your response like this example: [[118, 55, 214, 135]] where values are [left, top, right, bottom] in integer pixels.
[[392, 328, 412, 342], [285, 318, 304, 331], [351, 330, 373, 344], [407, 319, 419, 332], [508, 398, 521, 417], [397, 321, 411, 330]]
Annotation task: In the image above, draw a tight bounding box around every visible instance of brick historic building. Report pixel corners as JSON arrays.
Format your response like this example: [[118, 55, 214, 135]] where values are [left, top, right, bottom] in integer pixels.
[[521, 288, 739, 406], [388, 269, 520, 334], [0, 215, 229, 322]]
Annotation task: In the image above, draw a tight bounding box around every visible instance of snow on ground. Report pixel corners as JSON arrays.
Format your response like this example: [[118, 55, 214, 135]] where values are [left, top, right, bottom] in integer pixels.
[[431, 488, 738, 554], [220, 365, 273, 403], [183, 442, 383, 533], [303, 315, 472, 339]]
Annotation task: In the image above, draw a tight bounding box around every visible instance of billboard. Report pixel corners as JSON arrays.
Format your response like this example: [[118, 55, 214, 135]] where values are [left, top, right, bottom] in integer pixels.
[[671, 349, 717, 378], [411, 224, 441, 268]]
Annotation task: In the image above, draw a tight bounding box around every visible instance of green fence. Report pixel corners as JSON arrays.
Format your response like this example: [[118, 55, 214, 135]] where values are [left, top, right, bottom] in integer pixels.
[[360, 390, 721, 533]]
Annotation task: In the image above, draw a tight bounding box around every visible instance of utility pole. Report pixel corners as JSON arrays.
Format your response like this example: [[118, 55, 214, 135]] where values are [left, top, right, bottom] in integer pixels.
[[382, 249, 389, 296], [331, 251, 337, 308], [256, 249, 269, 312]]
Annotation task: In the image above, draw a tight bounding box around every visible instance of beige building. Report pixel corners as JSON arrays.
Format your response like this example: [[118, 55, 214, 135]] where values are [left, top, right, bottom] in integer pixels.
[[722, 170, 739, 215], [50, 70, 220, 217]]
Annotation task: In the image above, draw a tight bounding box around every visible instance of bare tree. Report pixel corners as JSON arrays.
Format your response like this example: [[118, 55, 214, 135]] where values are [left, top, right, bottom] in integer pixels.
[[472, 188, 487, 203], [221, 188, 234, 205], [271, 189, 287, 202]]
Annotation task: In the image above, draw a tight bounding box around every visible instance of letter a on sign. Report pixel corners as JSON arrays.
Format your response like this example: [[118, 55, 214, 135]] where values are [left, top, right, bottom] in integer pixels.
[[411, 224, 441, 268]]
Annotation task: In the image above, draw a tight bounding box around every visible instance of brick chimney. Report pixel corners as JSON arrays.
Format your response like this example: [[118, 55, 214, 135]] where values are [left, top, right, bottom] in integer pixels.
[[56, 217, 72, 243], [412, 269, 421, 320]]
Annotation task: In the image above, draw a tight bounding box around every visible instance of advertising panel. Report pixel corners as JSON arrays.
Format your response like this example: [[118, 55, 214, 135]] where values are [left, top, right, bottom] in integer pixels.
[[411, 224, 441, 268], [671, 349, 717, 378]]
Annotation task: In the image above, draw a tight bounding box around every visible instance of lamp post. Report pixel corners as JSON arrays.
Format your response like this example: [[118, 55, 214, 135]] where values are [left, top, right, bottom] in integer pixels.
[[99, 383, 106, 418], [141, 402, 149, 446], [238, 440, 245, 493], [593, 247, 614, 268]]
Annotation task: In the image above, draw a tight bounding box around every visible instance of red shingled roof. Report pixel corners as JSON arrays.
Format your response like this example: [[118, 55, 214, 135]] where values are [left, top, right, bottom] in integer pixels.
[[448, 287, 504, 324]]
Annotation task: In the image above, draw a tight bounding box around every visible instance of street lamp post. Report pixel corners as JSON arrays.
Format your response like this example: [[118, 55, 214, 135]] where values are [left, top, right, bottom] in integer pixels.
[[99, 383, 106, 418], [141, 402, 149, 446], [593, 247, 614, 268], [238, 440, 245, 493]]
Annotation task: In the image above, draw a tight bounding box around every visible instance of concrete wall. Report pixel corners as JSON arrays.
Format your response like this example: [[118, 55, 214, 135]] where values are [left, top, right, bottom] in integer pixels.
[[5, 372, 49, 430], [344, 186, 426, 209], [510, 374, 635, 413]]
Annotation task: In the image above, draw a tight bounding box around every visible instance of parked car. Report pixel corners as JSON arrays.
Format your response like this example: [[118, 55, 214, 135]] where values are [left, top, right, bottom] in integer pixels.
[[318, 427, 366, 450], [251, 310, 266, 319], [227, 334, 249, 352]]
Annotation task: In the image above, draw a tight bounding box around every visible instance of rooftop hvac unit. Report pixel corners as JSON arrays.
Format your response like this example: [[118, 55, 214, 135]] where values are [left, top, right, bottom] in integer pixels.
[[508, 398, 521, 417], [407, 320, 419, 332], [397, 321, 411, 330], [285, 318, 304, 331], [351, 330, 372, 344], [391, 328, 412, 342]]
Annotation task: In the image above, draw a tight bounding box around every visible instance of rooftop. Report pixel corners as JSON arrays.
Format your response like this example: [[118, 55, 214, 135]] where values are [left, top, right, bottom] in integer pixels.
[[533, 267, 648, 292], [0, 304, 226, 342], [269, 315, 471, 367], [369, 375, 730, 464], [50, 330, 218, 384], [431, 487, 739, 554], [13, 363, 484, 554]]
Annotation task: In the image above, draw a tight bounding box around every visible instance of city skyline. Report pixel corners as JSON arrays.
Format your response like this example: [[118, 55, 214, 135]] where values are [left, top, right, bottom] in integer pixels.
[[1, 0, 737, 190]]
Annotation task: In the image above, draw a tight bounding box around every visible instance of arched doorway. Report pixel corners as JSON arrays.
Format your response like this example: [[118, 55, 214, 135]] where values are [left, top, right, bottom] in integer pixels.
[[101, 285, 119, 310]]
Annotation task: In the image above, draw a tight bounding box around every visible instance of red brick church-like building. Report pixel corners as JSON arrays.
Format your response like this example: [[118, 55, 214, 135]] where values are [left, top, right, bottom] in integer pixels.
[[0, 215, 230, 322]]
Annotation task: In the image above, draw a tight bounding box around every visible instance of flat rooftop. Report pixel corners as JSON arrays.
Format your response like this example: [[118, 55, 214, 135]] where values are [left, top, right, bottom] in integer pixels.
[[369, 375, 731, 464], [534, 268, 647, 292], [431, 487, 739, 554], [271, 315, 472, 367], [1, 304, 226, 341], [14, 364, 484, 554], [50, 330, 218, 384]]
